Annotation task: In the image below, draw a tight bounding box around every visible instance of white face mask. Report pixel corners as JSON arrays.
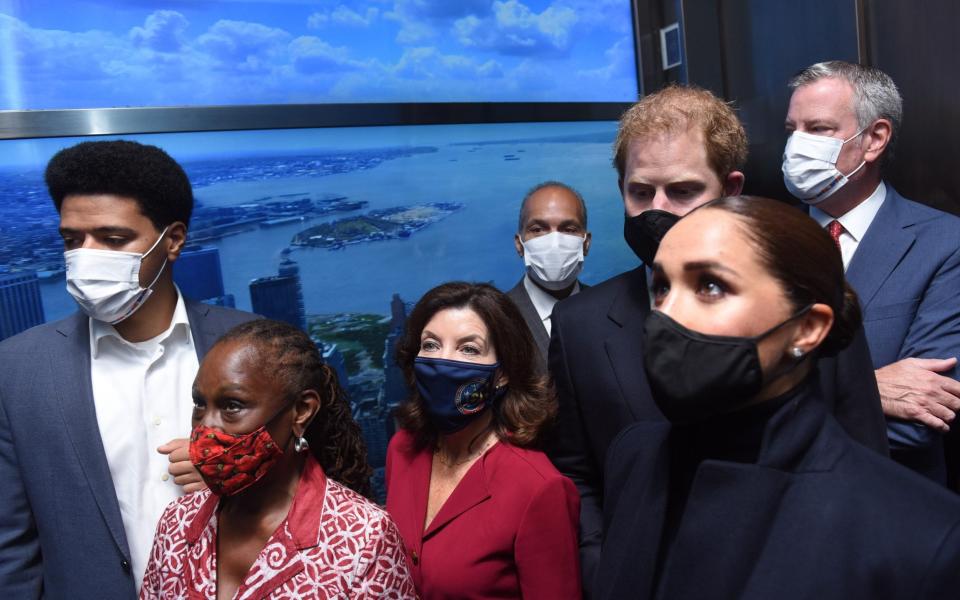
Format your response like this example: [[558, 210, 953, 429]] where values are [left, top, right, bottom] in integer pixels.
[[782, 129, 867, 205], [64, 227, 169, 324], [521, 231, 585, 291]]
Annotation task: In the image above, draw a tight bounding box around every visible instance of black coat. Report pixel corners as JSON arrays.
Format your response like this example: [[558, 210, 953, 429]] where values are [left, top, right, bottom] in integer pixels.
[[546, 267, 890, 593], [597, 381, 960, 600]]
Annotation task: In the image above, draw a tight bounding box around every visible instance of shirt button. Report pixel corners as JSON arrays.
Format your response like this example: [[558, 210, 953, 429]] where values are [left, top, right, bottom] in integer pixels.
[[161, 473, 169, 482], [153, 417, 161, 426], [411, 550, 419, 566]]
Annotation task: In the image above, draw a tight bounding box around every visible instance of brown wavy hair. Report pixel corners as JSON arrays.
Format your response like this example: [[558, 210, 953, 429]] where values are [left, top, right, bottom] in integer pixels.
[[216, 319, 373, 497], [613, 84, 748, 183], [395, 282, 556, 451]]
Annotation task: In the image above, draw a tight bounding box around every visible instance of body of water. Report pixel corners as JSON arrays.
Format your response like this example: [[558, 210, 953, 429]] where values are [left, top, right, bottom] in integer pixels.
[[37, 122, 638, 320]]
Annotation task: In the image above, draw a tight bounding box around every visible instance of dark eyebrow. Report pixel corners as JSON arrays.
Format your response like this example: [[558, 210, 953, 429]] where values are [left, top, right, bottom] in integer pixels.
[[457, 334, 487, 345], [525, 219, 550, 228], [58, 226, 139, 236], [557, 219, 585, 229], [683, 260, 741, 278]]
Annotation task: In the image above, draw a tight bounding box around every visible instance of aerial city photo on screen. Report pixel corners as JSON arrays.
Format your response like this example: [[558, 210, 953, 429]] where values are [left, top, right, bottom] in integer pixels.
[[0, 123, 637, 498]]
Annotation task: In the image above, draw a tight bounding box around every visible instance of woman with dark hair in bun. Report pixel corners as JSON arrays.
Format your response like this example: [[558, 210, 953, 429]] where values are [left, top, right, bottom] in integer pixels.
[[141, 319, 415, 599], [385, 282, 580, 599], [596, 196, 960, 600]]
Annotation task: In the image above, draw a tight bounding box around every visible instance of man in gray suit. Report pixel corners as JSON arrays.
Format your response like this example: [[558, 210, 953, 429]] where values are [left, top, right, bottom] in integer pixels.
[[507, 181, 591, 370], [0, 141, 256, 598]]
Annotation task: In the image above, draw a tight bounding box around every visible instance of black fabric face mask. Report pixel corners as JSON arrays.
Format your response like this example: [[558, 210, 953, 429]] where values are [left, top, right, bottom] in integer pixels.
[[623, 210, 680, 265], [642, 307, 811, 424]]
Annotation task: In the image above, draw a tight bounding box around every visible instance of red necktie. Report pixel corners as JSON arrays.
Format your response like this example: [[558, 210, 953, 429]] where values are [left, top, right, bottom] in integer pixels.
[[827, 220, 844, 252]]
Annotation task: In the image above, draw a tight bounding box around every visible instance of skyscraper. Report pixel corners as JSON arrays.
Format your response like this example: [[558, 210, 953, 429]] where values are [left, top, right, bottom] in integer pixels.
[[249, 249, 306, 331], [0, 271, 45, 341], [174, 245, 234, 306]]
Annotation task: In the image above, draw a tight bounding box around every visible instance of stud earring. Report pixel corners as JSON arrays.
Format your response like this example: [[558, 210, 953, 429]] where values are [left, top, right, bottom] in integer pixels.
[[790, 347, 805, 359], [294, 435, 310, 453]]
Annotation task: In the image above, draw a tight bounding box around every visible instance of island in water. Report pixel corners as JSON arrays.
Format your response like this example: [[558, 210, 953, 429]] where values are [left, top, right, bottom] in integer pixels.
[[291, 202, 464, 249]]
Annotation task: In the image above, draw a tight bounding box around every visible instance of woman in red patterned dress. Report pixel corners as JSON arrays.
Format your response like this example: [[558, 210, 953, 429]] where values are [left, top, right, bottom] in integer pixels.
[[385, 282, 581, 599], [141, 319, 416, 599]]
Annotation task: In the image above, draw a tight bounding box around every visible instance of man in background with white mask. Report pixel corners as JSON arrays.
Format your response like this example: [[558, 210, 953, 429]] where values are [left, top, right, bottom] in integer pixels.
[[506, 181, 591, 370], [784, 61, 960, 485], [0, 140, 256, 598]]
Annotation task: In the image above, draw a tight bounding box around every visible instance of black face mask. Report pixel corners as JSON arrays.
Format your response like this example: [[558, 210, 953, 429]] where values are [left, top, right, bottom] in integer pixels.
[[623, 210, 680, 265], [643, 307, 811, 424]]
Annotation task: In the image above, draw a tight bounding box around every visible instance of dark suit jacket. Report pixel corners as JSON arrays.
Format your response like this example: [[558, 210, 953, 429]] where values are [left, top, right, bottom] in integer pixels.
[[547, 267, 888, 595], [385, 429, 581, 600], [0, 301, 257, 599], [505, 277, 588, 372], [597, 381, 960, 600], [845, 185, 960, 482]]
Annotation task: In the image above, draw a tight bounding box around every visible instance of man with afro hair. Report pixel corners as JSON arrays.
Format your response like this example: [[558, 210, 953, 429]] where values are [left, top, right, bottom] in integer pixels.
[[0, 140, 256, 598]]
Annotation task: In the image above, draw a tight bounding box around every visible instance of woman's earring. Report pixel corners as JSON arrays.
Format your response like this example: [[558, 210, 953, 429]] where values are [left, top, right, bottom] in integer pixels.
[[790, 347, 805, 359], [294, 434, 310, 453]]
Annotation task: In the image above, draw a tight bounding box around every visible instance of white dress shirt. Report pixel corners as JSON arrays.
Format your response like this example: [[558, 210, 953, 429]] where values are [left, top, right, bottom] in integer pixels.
[[89, 289, 199, 590], [523, 275, 581, 337], [810, 182, 887, 270]]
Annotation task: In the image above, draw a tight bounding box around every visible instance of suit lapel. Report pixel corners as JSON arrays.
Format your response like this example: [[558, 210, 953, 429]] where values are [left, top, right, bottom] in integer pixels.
[[604, 268, 654, 420], [185, 300, 215, 359], [846, 188, 916, 310], [599, 423, 670, 600], [53, 313, 131, 559], [506, 279, 551, 360]]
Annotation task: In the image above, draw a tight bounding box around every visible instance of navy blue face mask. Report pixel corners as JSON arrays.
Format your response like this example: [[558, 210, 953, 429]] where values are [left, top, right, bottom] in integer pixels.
[[414, 356, 505, 434]]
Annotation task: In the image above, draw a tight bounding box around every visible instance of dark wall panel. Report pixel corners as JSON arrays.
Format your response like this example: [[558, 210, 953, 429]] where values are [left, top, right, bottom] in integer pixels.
[[682, 0, 861, 199], [865, 0, 960, 215]]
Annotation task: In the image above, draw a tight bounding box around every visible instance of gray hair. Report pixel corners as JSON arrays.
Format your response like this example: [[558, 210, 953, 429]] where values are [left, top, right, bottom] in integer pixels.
[[789, 61, 902, 164], [518, 181, 588, 232]]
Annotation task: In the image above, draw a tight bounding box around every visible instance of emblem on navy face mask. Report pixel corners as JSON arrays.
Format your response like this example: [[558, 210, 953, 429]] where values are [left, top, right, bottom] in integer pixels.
[[455, 380, 490, 414]]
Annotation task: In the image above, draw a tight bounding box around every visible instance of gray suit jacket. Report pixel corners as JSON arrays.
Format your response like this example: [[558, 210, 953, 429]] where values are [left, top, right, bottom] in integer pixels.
[[0, 301, 257, 599], [506, 277, 588, 373]]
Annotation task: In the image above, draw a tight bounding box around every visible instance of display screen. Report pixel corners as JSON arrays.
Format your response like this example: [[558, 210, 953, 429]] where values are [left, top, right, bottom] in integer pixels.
[[0, 122, 637, 496], [0, 0, 638, 109]]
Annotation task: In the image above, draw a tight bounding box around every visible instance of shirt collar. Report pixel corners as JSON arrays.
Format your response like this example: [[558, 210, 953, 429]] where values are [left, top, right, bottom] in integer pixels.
[[90, 286, 192, 359], [522, 274, 580, 322], [809, 182, 887, 243], [185, 454, 329, 548]]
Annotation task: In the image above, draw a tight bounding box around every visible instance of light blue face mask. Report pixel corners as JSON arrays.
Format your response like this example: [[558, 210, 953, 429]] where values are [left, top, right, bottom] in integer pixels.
[[413, 356, 505, 434], [782, 128, 867, 205]]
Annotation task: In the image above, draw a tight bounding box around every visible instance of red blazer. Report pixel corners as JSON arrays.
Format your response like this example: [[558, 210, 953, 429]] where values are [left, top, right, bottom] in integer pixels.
[[385, 429, 581, 599]]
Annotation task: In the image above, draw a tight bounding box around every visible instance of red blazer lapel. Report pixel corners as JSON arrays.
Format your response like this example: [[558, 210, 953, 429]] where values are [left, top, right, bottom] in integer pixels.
[[423, 447, 493, 539]]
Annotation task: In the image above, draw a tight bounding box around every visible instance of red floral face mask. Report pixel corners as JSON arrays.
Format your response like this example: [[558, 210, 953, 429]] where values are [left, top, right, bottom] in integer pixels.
[[189, 419, 286, 496]]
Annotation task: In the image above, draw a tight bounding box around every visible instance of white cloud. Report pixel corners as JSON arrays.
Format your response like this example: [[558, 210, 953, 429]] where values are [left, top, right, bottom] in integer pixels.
[[129, 10, 190, 53], [577, 36, 633, 81], [384, 0, 489, 44], [289, 35, 368, 73], [196, 19, 291, 64], [308, 5, 379, 29], [454, 0, 578, 56]]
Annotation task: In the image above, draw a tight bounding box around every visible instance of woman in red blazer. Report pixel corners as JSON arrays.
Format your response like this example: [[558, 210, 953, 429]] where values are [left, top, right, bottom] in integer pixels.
[[385, 282, 581, 599]]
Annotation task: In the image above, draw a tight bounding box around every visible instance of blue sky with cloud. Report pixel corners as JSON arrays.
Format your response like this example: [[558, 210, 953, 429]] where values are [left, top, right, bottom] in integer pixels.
[[0, 0, 638, 109]]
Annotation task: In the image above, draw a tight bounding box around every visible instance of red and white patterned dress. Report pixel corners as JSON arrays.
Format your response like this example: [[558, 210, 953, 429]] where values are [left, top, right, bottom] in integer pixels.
[[140, 455, 416, 599]]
